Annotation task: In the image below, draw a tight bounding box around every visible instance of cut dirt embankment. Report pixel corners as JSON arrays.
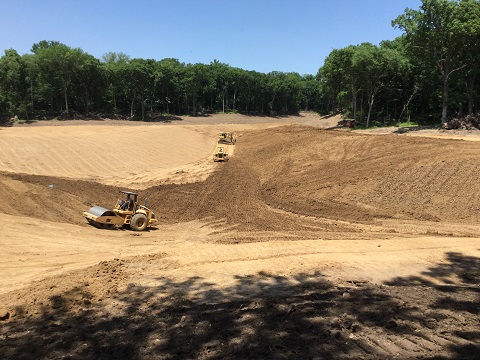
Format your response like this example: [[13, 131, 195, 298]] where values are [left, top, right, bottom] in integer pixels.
[[0, 125, 215, 188]]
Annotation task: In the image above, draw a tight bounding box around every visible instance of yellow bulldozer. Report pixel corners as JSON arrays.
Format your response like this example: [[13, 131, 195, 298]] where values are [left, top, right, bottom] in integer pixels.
[[213, 146, 229, 162], [218, 132, 236, 144], [83, 191, 158, 231]]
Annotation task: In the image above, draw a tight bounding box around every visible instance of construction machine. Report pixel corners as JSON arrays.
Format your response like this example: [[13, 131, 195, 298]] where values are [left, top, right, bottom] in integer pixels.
[[213, 146, 229, 162], [83, 191, 158, 231], [218, 132, 236, 144]]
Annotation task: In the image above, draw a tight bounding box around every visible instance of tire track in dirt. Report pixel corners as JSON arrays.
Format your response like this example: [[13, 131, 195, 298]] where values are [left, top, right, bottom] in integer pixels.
[[116, 232, 479, 358], [239, 125, 480, 225], [123, 233, 480, 291]]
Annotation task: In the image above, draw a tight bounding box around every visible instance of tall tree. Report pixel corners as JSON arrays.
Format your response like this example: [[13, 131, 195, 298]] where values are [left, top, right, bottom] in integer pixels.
[[319, 46, 361, 119], [101, 52, 131, 113], [75, 53, 103, 114], [154, 58, 184, 114], [0, 49, 28, 117], [457, 0, 480, 115], [393, 0, 475, 122], [182, 63, 208, 115], [352, 43, 409, 127], [33, 41, 84, 116]]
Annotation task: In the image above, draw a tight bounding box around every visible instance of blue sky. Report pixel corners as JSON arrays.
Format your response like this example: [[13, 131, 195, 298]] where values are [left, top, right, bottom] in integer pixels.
[[1, 0, 422, 75]]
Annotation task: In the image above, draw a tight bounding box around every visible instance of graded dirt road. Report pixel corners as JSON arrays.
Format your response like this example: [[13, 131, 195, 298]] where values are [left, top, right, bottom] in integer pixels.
[[0, 113, 479, 360]]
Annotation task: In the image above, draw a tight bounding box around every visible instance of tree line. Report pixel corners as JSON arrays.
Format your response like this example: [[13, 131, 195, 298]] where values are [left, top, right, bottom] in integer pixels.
[[319, 0, 480, 125], [0, 42, 320, 121], [1, 0, 479, 126]]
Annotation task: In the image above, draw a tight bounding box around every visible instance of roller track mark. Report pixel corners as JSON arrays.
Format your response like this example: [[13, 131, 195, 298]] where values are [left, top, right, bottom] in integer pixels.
[[0, 137, 36, 174], [33, 135, 85, 176], [0, 126, 213, 184], [348, 339, 389, 358], [361, 156, 480, 223]]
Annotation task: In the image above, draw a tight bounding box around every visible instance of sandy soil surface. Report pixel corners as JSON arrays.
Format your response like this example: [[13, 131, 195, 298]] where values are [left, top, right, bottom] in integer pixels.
[[0, 113, 479, 359]]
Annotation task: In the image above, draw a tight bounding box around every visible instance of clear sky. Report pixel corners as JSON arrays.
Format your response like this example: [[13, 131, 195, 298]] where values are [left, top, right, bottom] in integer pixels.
[[1, 0, 422, 75]]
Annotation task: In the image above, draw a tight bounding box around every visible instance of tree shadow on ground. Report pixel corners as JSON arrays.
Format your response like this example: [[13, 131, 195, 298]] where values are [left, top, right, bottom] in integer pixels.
[[1, 253, 479, 359], [325, 120, 351, 130], [146, 115, 183, 123], [385, 251, 480, 359], [393, 125, 440, 134]]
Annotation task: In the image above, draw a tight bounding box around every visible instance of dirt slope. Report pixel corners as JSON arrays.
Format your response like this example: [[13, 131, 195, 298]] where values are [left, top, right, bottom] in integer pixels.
[[3, 124, 480, 231], [0, 116, 479, 359], [0, 125, 216, 188]]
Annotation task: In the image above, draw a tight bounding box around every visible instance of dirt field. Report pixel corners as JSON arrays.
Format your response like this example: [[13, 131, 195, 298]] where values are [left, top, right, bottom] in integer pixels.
[[0, 113, 479, 359]]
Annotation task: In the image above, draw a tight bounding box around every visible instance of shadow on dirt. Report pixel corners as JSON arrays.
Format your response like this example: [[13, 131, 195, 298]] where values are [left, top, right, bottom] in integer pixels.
[[386, 252, 480, 287], [319, 112, 343, 119], [146, 115, 183, 123], [1, 253, 478, 359], [0, 119, 16, 127], [393, 125, 439, 134], [325, 120, 350, 130]]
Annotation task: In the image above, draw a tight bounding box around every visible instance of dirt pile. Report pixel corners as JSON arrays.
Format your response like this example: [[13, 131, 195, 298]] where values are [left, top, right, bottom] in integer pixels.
[[444, 114, 480, 130]]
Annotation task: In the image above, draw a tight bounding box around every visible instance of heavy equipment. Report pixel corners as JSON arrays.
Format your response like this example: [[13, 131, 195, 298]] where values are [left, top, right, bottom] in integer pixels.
[[218, 132, 236, 144], [213, 146, 229, 162], [83, 191, 158, 231]]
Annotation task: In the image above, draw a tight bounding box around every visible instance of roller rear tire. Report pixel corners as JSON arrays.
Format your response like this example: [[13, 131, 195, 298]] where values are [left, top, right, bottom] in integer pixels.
[[130, 213, 148, 231]]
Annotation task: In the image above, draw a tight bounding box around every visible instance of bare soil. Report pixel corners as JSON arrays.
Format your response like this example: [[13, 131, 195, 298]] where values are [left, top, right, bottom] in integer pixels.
[[0, 113, 479, 359]]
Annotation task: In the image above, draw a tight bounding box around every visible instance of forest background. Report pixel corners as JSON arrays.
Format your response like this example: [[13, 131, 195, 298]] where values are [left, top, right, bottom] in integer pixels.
[[1, 0, 479, 127]]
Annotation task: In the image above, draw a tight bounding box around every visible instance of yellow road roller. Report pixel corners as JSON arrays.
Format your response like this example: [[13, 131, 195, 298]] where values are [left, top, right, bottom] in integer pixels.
[[83, 191, 158, 231]]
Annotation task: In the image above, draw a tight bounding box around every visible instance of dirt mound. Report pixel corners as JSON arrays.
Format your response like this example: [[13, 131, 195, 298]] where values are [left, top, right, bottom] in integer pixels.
[[444, 114, 480, 130], [238, 125, 480, 225]]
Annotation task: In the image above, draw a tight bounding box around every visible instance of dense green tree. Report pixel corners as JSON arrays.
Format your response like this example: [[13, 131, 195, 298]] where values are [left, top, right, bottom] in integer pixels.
[[22, 53, 38, 118], [154, 58, 184, 114], [123, 58, 155, 119], [33, 41, 85, 116], [0, 49, 28, 117], [457, 0, 480, 115], [318, 46, 361, 119], [215, 61, 231, 113], [101, 52, 131, 114], [393, 0, 480, 122], [1, 41, 323, 120], [319, 42, 413, 125], [300, 74, 320, 112], [74, 53, 103, 114], [352, 43, 409, 127]]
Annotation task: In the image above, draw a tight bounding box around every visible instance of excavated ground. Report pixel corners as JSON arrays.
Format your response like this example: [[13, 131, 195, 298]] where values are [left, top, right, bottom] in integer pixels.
[[0, 114, 479, 359]]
